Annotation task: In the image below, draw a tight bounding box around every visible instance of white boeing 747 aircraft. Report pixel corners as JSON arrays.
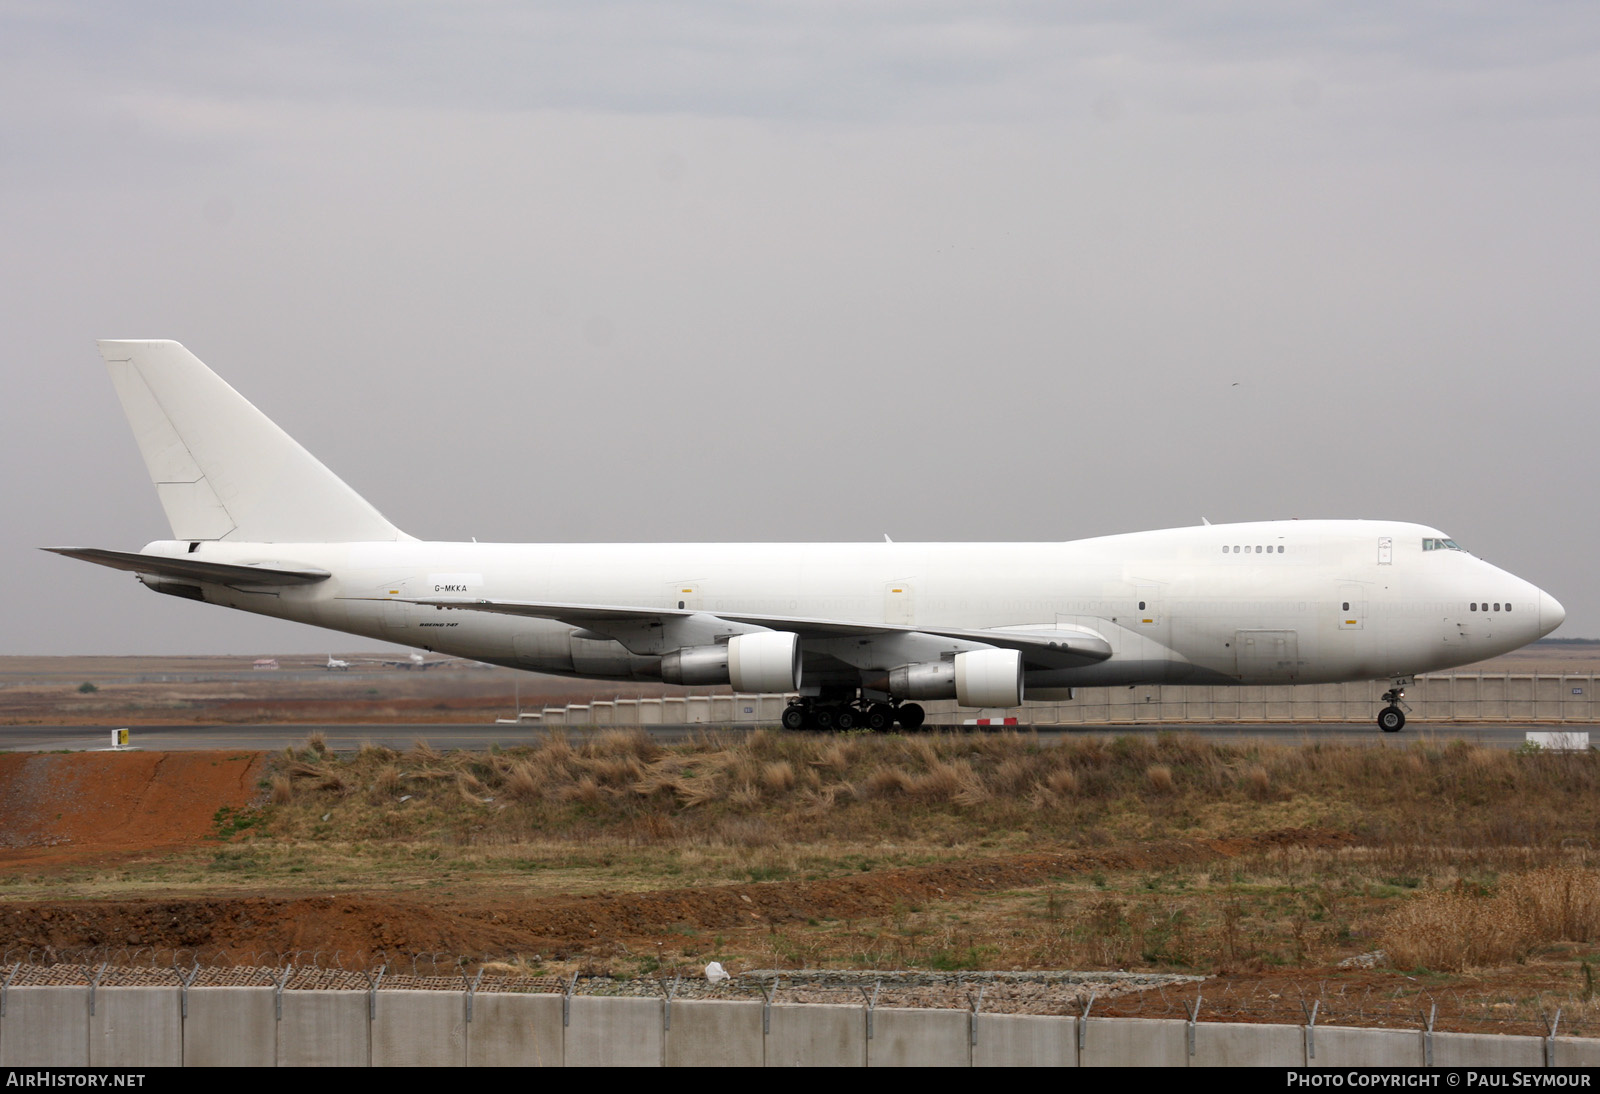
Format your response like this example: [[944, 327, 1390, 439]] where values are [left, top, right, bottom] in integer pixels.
[[49, 341, 1565, 733]]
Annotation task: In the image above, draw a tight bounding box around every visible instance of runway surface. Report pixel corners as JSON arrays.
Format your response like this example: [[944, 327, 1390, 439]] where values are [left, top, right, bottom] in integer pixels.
[[0, 721, 1583, 752]]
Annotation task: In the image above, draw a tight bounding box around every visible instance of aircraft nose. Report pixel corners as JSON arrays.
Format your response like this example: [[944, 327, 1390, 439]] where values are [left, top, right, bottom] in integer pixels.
[[1538, 589, 1566, 637]]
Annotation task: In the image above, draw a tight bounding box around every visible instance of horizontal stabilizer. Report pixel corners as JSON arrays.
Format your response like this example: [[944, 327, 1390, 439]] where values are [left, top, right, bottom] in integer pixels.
[[43, 547, 330, 586]]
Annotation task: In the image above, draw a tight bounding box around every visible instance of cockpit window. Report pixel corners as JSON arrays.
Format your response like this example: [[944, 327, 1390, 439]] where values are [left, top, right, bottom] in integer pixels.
[[1422, 537, 1466, 552]]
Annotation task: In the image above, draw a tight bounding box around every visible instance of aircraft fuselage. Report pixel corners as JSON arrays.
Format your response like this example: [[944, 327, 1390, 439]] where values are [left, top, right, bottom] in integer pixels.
[[132, 517, 1560, 695]]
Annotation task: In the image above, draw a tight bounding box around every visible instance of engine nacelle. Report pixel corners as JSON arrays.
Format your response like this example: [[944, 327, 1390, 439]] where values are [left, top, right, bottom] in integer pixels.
[[888, 649, 1024, 708], [954, 648, 1024, 707], [728, 631, 803, 692], [660, 631, 802, 691]]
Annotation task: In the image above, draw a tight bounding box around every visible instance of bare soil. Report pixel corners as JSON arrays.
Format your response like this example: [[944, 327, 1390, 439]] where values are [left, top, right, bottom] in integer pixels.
[[0, 751, 262, 865]]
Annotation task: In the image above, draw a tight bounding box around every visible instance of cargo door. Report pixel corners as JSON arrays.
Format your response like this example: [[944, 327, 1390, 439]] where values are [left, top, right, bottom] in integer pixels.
[[1235, 630, 1300, 681]]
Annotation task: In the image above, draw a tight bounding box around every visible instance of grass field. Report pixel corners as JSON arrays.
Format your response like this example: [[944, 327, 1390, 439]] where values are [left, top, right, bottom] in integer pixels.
[[5, 645, 1600, 1034], [4, 728, 1599, 1034]]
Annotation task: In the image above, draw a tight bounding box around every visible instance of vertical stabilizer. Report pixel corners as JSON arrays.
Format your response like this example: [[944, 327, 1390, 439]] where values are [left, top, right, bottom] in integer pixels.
[[98, 340, 408, 543]]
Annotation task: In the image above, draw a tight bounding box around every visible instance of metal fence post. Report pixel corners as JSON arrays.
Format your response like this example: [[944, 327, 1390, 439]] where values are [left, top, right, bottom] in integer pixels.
[[1544, 1008, 1562, 1068], [860, 980, 881, 1041], [1, 962, 19, 1018], [364, 964, 386, 1021], [463, 967, 483, 1023], [89, 962, 107, 1017], [661, 973, 680, 1033], [759, 977, 777, 1036], [179, 964, 199, 1020], [1078, 993, 1095, 1055], [272, 966, 291, 1022], [1423, 1002, 1436, 1069]]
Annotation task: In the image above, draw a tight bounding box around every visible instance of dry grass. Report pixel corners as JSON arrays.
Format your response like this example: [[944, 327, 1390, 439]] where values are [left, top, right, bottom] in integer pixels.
[[178, 729, 1600, 986], [244, 732, 1600, 854], [1381, 866, 1600, 971]]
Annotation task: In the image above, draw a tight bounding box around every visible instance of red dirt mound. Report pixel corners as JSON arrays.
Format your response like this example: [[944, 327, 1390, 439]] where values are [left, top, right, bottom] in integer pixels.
[[0, 751, 263, 866]]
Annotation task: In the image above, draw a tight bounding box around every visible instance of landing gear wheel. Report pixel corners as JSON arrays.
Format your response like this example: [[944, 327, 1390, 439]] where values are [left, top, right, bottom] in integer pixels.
[[865, 704, 894, 731], [834, 707, 856, 731], [896, 703, 926, 731], [1378, 706, 1405, 733], [781, 705, 806, 731], [814, 707, 836, 730]]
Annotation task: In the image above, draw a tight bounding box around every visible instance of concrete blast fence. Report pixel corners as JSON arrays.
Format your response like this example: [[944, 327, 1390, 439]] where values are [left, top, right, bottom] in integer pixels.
[[3, 986, 1599, 1066], [523, 673, 1600, 728]]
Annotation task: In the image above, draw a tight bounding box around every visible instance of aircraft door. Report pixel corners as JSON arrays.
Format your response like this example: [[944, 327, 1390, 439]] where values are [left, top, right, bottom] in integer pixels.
[[667, 582, 702, 611], [884, 582, 915, 626], [1339, 584, 1365, 630], [378, 579, 411, 637], [1133, 584, 1160, 627]]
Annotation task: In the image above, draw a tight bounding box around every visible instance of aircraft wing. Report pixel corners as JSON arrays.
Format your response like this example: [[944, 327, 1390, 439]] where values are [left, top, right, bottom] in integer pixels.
[[43, 547, 331, 586], [400, 596, 1113, 669]]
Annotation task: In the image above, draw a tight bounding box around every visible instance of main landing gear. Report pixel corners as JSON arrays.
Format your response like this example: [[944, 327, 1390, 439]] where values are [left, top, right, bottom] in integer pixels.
[[1377, 684, 1409, 733], [781, 695, 925, 732]]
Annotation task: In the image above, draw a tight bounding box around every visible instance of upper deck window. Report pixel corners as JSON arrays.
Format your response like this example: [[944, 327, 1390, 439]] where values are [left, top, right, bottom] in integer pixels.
[[1422, 537, 1466, 552]]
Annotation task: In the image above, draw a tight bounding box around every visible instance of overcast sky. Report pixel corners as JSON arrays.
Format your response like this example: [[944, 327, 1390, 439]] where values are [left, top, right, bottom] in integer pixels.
[[4, 2, 1597, 655]]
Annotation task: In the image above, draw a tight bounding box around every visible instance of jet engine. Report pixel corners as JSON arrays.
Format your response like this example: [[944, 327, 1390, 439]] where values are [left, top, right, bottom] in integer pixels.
[[888, 648, 1024, 708], [660, 631, 802, 692]]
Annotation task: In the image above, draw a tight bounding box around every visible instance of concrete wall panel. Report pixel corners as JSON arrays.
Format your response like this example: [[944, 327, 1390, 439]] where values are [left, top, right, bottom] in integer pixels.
[[665, 999, 764, 1068], [372, 988, 466, 1067], [972, 1013, 1076, 1067], [278, 989, 370, 1067], [867, 1007, 969, 1067], [467, 993, 563, 1067], [0, 986, 88, 1066], [9, 984, 1600, 1067], [183, 986, 276, 1067], [1555, 1036, 1600, 1067], [1308, 1025, 1422, 1067], [90, 987, 181, 1067], [767, 1003, 865, 1067], [565, 995, 662, 1067], [1431, 1031, 1544, 1067], [1192, 1021, 1304, 1067], [1079, 1017, 1187, 1067]]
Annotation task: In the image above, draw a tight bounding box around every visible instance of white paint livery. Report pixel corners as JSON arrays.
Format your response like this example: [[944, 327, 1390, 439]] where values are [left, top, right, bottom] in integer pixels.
[[49, 340, 1566, 732]]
